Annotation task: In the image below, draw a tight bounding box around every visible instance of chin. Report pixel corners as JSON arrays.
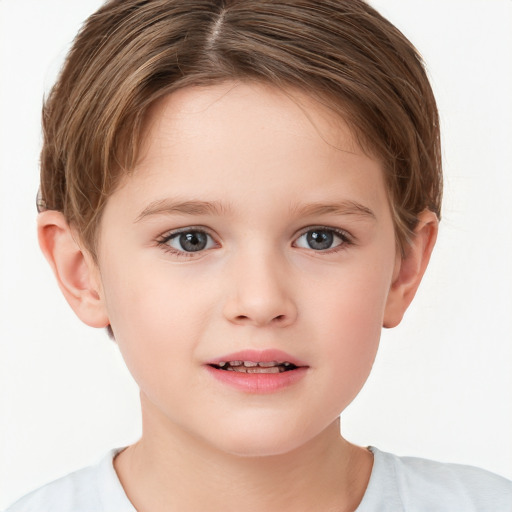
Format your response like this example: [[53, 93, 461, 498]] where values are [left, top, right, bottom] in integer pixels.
[[219, 437, 303, 458], [207, 416, 324, 458]]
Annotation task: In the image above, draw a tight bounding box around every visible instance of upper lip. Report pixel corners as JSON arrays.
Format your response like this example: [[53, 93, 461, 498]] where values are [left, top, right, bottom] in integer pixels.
[[206, 349, 308, 367]]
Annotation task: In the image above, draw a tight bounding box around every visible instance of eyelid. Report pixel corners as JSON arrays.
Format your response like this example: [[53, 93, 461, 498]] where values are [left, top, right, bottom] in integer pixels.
[[294, 225, 353, 242], [292, 225, 354, 252], [156, 226, 219, 256], [155, 224, 354, 257], [158, 225, 209, 239]]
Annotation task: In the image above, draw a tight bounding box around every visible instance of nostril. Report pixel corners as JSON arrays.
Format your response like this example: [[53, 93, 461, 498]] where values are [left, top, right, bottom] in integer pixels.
[[233, 314, 285, 324]]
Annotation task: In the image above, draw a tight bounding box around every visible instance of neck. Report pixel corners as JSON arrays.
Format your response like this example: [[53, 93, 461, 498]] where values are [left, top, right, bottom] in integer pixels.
[[114, 397, 373, 512]]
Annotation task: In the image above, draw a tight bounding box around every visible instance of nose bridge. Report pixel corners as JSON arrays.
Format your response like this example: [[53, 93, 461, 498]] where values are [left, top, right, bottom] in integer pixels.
[[223, 242, 297, 327]]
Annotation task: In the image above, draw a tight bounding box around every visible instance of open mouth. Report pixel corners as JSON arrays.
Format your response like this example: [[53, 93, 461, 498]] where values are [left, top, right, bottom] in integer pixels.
[[209, 360, 299, 374], [206, 352, 308, 392]]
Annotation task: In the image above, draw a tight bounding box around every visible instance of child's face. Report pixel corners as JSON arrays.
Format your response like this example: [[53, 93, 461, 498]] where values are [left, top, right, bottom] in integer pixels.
[[93, 82, 399, 456]]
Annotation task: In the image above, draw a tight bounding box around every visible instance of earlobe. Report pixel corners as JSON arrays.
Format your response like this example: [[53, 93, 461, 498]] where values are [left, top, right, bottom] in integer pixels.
[[383, 210, 438, 328], [37, 211, 109, 328]]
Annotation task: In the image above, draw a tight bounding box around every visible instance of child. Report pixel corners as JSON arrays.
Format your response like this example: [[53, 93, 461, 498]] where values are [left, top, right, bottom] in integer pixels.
[[4, 0, 512, 510]]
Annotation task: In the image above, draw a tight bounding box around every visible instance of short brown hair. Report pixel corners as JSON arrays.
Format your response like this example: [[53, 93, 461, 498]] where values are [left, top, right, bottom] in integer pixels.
[[39, 0, 442, 256]]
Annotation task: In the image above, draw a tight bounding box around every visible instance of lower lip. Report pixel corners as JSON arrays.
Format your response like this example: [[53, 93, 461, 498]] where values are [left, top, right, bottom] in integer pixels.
[[205, 365, 308, 394]]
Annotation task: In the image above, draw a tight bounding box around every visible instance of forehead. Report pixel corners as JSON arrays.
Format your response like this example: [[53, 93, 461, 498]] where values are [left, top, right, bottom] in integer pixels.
[[109, 81, 388, 221], [139, 82, 362, 167]]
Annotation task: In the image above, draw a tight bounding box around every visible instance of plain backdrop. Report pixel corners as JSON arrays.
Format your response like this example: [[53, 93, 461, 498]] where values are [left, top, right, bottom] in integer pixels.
[[1, 0, 511, 508]]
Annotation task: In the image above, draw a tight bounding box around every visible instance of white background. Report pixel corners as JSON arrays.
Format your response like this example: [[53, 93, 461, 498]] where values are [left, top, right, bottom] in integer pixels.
[[0, 0, 511, 507]]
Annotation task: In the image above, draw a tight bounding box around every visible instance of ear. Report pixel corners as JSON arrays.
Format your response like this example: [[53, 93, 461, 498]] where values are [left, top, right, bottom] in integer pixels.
[[383, 210, 438, 328], [37, 210, 109, 328]]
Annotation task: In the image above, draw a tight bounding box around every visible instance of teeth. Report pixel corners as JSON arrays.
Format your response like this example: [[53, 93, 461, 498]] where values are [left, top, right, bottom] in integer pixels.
[[248, 366, 280, 374], [214, 360, 298, 372], [228, 366, 281, 374], [257, 361, 279, 367]]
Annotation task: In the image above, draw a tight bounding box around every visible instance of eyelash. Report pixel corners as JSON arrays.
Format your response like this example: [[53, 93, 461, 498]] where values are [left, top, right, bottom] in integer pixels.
[[294, 226, 353, 254], [156, 226, 354, 258], [156, 227, 217, 258]]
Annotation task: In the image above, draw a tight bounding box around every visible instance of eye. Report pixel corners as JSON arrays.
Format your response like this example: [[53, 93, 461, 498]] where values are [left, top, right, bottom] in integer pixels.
[[294, 228, 349, 251], [162, 229, 216, 253]]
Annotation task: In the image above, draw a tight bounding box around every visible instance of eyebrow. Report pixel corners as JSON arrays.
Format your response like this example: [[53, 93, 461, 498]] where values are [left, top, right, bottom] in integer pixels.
[[135, 199, 229, 222], [290, 201, 376, 220], [135, 198, 376, 222]]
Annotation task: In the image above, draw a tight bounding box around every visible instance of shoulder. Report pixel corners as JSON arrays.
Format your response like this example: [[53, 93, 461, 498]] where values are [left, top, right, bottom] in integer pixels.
[[359, 447, 512, 512], [4, 449, 135, 512]]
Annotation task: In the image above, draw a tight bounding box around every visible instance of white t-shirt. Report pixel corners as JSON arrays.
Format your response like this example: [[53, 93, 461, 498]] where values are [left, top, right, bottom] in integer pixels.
[[5, 447, 512, 511]]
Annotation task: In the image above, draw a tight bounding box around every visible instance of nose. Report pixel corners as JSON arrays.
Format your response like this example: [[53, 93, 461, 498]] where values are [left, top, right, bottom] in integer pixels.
[[222, 249, 298, 328]]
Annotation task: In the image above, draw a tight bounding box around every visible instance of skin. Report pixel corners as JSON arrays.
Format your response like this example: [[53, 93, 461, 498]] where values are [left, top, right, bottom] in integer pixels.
[[38, 82, 438, 511]]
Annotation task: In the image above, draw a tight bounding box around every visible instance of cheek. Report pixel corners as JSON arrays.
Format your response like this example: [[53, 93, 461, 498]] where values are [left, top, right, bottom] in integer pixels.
[[99, 261, 215, 380], [305, 265, 391, 405], [307, 261, 391, 342], [103, 257, 198, 329]]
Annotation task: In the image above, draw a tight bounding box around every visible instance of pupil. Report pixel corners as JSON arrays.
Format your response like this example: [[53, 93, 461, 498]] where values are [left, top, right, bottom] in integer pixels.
[[307, 230, 333, 250], [180, 232, 207, 252]]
